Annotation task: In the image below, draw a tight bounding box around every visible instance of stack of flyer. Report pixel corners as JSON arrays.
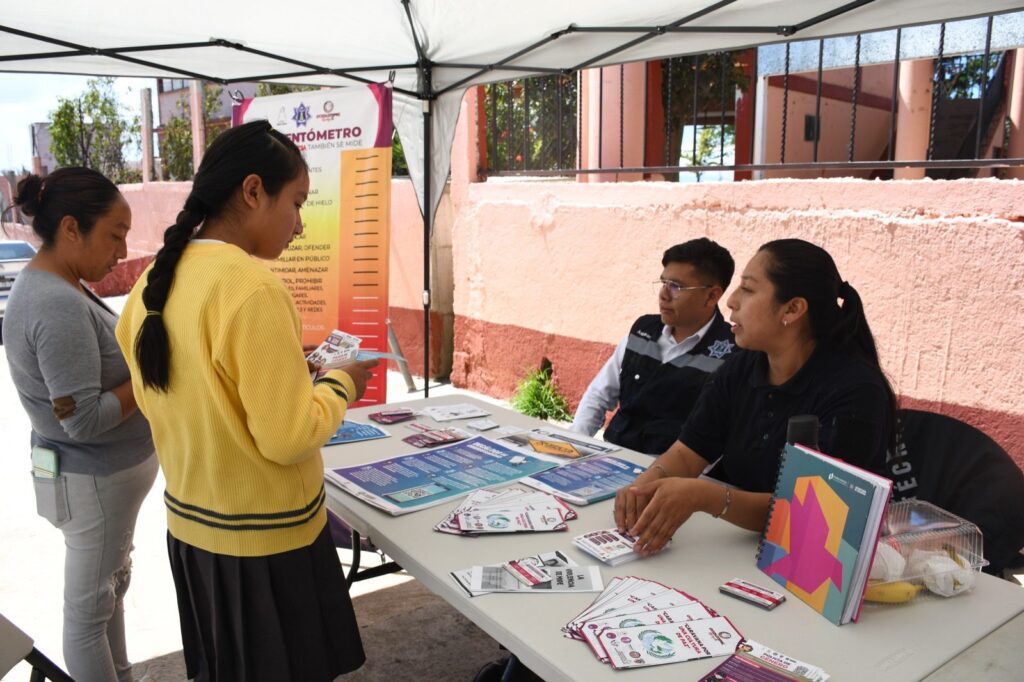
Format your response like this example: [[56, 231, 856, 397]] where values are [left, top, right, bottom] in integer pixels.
[[450, 550, 603, 597], [564, 577, 742, 669], [573, 528, 670, 565], [306, 328, 402, 368], [435, 485, 577, 535], [401, 421, 473, 448], [699, 640, 831, 681]]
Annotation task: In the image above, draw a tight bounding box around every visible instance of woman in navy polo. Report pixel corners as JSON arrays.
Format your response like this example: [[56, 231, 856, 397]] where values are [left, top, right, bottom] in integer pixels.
[[614, 238, 895, 555]]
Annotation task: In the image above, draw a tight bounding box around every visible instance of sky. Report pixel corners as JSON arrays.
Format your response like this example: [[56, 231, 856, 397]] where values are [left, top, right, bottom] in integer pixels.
[[0, 73, 158, 172]]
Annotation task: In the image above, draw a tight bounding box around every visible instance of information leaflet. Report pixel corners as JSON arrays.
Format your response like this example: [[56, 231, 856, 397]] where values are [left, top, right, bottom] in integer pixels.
[[324, 436, 557, 515]]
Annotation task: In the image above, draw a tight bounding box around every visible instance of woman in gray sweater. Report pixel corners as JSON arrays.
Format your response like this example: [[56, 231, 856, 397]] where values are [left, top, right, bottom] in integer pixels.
[[2, 168, 156, 682]]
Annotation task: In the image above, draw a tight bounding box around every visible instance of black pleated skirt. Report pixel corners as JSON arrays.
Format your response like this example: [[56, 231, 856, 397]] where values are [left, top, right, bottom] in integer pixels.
[[167, 524, 365, 681]]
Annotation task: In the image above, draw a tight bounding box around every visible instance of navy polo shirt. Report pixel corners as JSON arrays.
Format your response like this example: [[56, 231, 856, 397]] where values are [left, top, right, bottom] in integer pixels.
[[680, 345, 892, 493]]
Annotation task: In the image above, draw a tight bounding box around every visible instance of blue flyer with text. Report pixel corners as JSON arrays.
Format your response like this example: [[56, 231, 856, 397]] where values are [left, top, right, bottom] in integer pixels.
[[324, 436, 558, 515], [521, 456, 646, 505], [326, 420, 390, 446]]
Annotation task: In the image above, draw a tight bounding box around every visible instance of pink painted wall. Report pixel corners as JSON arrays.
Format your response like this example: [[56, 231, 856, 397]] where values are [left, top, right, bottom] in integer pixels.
[[448, 176, 1024, 463], [763, 64, 894, 178], [117, 182, 193, 257], [387, 177, 455, 378]]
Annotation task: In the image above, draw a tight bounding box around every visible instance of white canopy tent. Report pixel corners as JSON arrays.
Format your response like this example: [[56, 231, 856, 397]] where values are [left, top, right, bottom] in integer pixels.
[[3, 0, 1020, 390]]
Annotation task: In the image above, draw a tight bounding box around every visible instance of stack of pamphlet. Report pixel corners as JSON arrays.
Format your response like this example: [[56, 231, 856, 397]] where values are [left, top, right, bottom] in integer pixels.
[[435, 485, 577, 535], [573, 528, 670, 566], [401, 421, 472, 448], [563, 577, 741, 669], [367, 407, 416, 424], [450, 550, 603, 597], [306, 329, 403, 368], [699, 640, 831, 681], [324, 437, 557, 516]]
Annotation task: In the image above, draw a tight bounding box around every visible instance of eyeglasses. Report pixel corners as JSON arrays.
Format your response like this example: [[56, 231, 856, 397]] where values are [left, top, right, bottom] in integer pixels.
[[654, 279, 712, 299]]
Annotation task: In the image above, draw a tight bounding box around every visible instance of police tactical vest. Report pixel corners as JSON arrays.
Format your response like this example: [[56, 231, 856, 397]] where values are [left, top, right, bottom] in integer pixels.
[[603, 310, 734, 455]]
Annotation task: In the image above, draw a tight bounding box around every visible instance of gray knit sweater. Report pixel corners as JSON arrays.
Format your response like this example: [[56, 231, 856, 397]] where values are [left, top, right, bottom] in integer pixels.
[[3, 268, 153, 475]]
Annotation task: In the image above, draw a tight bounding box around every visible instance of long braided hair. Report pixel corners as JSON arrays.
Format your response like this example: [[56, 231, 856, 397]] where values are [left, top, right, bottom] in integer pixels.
[[134, 120, 306, 391]]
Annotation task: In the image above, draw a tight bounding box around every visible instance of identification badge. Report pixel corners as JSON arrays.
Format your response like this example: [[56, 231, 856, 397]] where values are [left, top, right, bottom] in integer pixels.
[[31, 446, 59, 478]]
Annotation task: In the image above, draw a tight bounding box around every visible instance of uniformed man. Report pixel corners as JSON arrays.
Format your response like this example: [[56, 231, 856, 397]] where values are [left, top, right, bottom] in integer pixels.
[[571, 238, 735, 454]]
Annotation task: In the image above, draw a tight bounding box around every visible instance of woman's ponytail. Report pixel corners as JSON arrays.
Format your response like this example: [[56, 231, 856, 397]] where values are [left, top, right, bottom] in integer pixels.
[[760, 239, 897, 444], [830, 280, 881, 368]]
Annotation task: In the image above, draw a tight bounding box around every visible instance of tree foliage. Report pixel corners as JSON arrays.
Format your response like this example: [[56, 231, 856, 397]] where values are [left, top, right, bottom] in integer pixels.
[[483, 74, 578, 173], [391, 131, 409, 176], [159, 82, 224, 181], [938, 54, 1000, 100], [49, 77, 140, 183], [659, 52, 749, 180], [255, 83, 320, 97], [681, 125, 735, 181]]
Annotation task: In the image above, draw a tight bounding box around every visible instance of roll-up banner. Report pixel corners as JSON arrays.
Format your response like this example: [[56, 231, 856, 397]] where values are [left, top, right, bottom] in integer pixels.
[[236, 85, 393, 406]]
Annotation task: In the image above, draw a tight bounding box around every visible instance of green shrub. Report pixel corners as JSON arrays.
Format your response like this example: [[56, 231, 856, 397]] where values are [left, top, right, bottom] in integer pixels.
[[511, 360, 572, 422]]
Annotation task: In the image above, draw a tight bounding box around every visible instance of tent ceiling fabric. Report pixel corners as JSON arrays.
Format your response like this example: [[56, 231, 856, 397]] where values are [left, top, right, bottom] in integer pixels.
[[3, 0, 1022, 215]]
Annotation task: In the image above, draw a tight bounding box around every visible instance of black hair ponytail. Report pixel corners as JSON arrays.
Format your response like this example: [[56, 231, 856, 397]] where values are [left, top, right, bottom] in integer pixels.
[[3, 168, 120, 245], [759, 238, 897, 439], [134, 120, 307, 391], [832, 279, 879, 368]]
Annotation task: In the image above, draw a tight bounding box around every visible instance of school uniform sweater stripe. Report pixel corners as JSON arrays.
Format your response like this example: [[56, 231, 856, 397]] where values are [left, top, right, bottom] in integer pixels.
[[165, 488, 326, 531], [163, 485, 326, 522]]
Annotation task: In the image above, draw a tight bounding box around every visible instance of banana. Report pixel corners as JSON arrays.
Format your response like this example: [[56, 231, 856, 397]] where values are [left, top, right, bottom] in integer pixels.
[[944, 545, 967, 568], [863, 580, 924, 604]]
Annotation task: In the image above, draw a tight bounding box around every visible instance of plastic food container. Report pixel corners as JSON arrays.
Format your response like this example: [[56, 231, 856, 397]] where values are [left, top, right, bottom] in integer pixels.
[[863, 500, 987, 605]]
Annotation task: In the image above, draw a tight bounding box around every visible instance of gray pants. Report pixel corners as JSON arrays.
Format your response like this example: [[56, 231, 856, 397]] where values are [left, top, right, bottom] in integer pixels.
[[33, 454, 158, 682]]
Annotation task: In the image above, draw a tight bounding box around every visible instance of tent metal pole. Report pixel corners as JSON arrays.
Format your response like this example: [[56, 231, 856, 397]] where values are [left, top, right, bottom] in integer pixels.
[[403, 0, 434, 397], [422, 80, 433, 398]]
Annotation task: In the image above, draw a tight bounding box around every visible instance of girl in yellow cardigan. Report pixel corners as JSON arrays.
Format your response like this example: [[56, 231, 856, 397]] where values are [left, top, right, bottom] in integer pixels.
[[116, 120, 375, 680]]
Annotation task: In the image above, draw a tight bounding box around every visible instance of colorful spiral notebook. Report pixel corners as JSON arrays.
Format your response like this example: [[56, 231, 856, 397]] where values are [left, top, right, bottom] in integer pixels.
[[756, 443, 892, 625]]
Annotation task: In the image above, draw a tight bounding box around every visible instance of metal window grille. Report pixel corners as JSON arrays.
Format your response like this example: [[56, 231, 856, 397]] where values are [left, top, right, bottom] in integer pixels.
[[480, 12, 1023, 181]]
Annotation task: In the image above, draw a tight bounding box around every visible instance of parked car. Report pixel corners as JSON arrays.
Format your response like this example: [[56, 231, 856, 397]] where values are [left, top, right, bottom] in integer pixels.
[[0, 240, 37, 335]]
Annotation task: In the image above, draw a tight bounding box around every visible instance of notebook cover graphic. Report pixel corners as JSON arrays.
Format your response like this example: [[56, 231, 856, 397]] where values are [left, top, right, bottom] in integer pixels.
[[756, 445, 877, 625]]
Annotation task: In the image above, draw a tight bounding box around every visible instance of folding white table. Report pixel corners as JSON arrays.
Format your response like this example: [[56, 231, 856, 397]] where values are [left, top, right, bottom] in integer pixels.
[[323, 396, 1024, 681]]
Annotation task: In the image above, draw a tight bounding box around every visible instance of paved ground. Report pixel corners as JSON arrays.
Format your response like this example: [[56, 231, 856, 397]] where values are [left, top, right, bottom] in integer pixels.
[[0, 309, 506, 678]]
